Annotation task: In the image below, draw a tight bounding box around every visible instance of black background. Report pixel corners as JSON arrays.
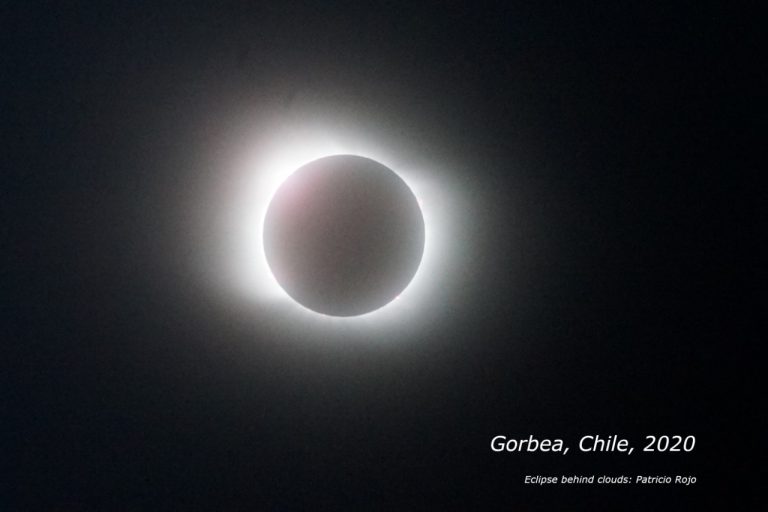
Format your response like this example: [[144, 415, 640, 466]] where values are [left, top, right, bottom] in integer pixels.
[[2, 1, 754, 510]]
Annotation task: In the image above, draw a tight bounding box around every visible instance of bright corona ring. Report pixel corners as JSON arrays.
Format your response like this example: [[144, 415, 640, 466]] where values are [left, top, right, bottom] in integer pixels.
[[263, 155, 425, 317], [224, 123, 462, 329]]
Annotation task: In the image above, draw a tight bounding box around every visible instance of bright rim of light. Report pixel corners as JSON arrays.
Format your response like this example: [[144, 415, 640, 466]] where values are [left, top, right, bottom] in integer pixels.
[[226, 123, 458, 328]]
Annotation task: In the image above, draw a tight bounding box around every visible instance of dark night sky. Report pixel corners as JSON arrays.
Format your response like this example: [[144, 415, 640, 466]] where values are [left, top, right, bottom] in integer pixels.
[[1, 1, 755, 510]]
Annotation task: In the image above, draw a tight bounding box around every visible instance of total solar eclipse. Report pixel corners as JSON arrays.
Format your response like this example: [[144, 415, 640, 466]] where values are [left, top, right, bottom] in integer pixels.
[[263, 155, 425, 317]]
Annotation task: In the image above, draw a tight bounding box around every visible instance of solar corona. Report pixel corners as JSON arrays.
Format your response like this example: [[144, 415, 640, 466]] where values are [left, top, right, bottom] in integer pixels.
[[225, 125, 461, 329]]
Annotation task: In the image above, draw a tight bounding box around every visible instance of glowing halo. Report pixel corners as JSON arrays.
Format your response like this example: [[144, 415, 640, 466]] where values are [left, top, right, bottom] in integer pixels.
[[222, 121, 463, 330]]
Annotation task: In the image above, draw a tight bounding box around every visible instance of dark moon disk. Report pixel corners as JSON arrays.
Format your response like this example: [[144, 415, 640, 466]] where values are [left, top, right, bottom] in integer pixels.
[[263, 155, 425, 316]]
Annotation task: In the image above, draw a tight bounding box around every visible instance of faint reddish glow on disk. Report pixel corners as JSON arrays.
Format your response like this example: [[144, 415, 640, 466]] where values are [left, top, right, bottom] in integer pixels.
[[262, 155, 425, 317]]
